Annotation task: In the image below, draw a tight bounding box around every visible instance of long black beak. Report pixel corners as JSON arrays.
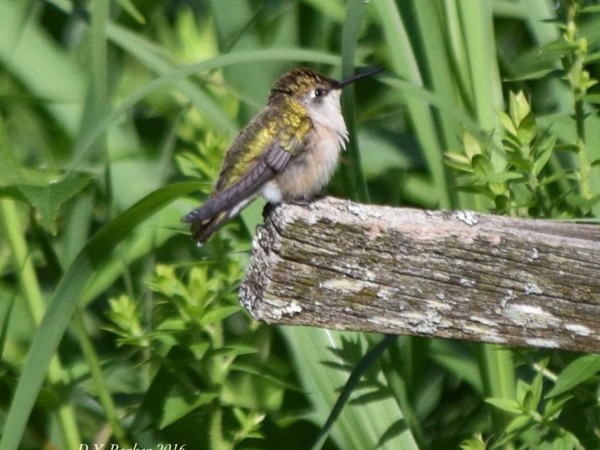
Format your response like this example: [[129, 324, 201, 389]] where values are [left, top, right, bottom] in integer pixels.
[[338, 67, 384, 88]]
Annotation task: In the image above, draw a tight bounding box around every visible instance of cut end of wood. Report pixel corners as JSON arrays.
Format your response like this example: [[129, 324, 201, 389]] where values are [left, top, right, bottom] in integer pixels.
[[240, 197, 600, 352]]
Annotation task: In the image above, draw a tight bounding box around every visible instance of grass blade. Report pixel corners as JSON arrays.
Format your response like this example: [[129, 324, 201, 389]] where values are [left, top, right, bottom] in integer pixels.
[[372, 0, 451, 208], [312, 335, 397, 449], [0, 182, 200, 450], [283, 328, 419, 450], [340, 0, 369, 202]]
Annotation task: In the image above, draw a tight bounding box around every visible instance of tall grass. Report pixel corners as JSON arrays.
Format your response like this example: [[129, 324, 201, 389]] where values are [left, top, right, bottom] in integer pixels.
[[0, 0, 599, 449]]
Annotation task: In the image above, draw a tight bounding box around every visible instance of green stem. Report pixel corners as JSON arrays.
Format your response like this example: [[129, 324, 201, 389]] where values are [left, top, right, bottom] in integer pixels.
[[575, 98, 591, 201], [564, 0, 592, 204], [477, 344, 515, 449], [73, 312, 130, 446], [0, 199, 81, 450], [209, 404, 230, 450]]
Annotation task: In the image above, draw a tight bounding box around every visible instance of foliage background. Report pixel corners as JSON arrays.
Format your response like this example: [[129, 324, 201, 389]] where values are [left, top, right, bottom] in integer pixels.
[[0, 0, 599, 449]]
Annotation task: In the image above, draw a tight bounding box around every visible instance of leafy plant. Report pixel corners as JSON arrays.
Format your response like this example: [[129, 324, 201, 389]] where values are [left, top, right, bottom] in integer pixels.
[[486, 360, 580, 449], [446, 1, 600, 447], [446, 91, 567, 218], [104, 262, 283, 448], [1, 1, 600, 450]]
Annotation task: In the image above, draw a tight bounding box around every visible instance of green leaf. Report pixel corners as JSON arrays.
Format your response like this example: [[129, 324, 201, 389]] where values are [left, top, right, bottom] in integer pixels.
[[494, 195, 510, 211], [160, 392, 219, 429], [505, 157, 531, 171], [301, 0, 346, 21], [541, 40, 579, 53], [472, 155, 494, 179], [485, 397, 522, 415], [487, 182, 507, 197], [540, 170, 578, 187], [0, 182, 202, 450], [311, 334, 398, 449], [547, 355, 600, 398], [509, 91, 531, 125], [199, 305, 242, 326], [0, 171, 95, 234], [504, 68, 561, 82], [284, 328, 418, 449], [554, 144, 580, 153], [460, 434, 487, 450], [0, 296, 16, 362], [584, 93, 600, 104], [453, 185, 493, 196], [483, 171, 524, 184], [533, 135, 557, 175], [522, 391, 535, 415], [0, 171, 94, 234], [463, 131, 483, 160], [340, 0, 369, 202], [115, 0, 146, 24], [567, 193, 600, 209], [515, 379, 529, 405], [517, 112, 537, 145], [213, 345, 260, 358], [445, 158, 474, 173], [230, 362, 300, 391], [498, 111, 517, 136], [429, 340, 483, 394], [584, 52, 600, 64], [543, 395, 572, 421], [580, 5, 600, 13], [502, 135, 524, 155], [504, 414, 530, 434], [530, 359, 547, 412], [16, 172, 94, 235]]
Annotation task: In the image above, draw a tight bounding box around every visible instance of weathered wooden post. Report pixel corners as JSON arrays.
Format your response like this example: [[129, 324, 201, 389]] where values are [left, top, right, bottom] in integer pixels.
[[240, 197, 600, 352]]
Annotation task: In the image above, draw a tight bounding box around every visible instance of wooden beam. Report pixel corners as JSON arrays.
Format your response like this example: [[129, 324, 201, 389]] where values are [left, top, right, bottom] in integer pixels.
[[240, 197, 600, 352]]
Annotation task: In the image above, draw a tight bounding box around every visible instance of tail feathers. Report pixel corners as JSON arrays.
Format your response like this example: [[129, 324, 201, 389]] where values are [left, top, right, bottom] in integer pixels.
[[189, 211, 231, 245], [182, 198, 221, 224], [183, 197, 255, 245]]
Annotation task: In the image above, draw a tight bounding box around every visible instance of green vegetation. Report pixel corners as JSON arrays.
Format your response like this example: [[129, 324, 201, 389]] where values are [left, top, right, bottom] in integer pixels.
[[1, 0, 599, 449]]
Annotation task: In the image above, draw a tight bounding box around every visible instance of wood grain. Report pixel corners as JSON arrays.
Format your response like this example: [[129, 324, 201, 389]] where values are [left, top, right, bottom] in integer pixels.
[[240, 197, 600, 352]]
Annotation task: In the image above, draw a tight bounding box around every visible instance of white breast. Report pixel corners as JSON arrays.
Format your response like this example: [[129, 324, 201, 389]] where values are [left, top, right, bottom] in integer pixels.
[[270, 126, 347, 201], [262, 89, 349, 202]]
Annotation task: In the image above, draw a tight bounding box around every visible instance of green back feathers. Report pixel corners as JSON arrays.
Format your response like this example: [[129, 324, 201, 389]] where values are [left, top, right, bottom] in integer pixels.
[[215, 102, 312, 192]]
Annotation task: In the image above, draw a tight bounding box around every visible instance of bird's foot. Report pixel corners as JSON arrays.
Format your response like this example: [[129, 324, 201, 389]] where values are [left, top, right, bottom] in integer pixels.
[[287, 197, 321, 210], [263, 202, 277, 218]]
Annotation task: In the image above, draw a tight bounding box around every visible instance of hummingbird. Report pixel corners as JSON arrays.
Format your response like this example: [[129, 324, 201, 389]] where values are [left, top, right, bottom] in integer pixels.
[[182, 66, 383, 245]]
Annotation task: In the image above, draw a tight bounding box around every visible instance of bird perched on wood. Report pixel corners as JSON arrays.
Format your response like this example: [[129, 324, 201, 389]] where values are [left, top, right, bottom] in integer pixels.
[[182, 66, 383, 245]]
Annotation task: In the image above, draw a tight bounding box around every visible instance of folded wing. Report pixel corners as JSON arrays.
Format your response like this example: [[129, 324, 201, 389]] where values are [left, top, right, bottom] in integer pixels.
[[182, 103, 312, 244]]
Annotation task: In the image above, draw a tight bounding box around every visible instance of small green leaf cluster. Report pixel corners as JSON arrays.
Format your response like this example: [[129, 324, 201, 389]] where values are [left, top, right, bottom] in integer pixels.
[[106, 263, 241, 351], [0, 158, 94, 235], [483, 354, 600, 450], [175, 122, 230, 188], [561, 0, 599, 106], [457, 352, 600, 450], [485, 361, 577, 449], [460, 433, 486, 450], [447, 0, 600, 218], [558, 0, 600, 211], [104, 261, 288, 448], [446, 91, 570, 218], [449, 3, 600, 448]]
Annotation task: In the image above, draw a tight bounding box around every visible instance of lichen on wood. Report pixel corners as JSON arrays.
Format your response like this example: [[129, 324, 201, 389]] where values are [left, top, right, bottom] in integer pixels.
[[239, 197, 600, 352]]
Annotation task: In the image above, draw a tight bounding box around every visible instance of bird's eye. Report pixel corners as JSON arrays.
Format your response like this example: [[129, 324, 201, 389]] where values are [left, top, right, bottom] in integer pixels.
[[314, 88, 325, 97]]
